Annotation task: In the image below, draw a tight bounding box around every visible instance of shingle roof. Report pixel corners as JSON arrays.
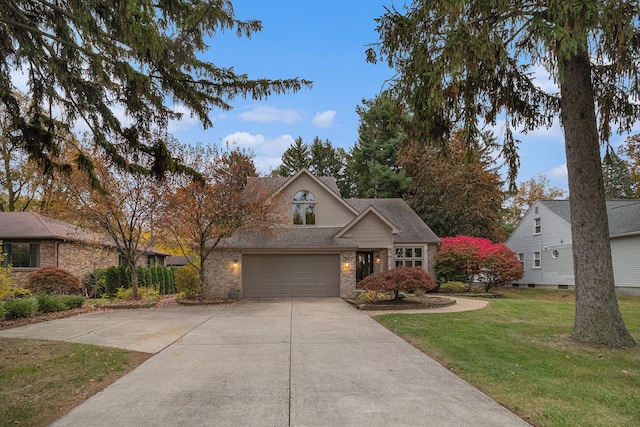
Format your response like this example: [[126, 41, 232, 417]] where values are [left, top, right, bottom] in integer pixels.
[[216, 227, 357, 249], [347, 198, 440, 243], [248, 175, 342, 196], [0, 212, 113, 245], [540, 199, 640, 237]]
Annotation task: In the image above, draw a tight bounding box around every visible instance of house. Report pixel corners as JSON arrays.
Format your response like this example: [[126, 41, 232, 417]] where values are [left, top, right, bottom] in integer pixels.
[[0, 212, 167, 287], [505, 199, 640, 296], [203, 169, 440, 299]]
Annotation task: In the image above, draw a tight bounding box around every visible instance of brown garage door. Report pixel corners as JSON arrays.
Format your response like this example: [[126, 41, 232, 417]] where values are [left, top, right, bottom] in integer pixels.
[[243, 254, 340, 298]]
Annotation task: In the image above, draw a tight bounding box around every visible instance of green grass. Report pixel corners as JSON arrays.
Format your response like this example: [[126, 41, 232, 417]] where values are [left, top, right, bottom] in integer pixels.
[[375, 288, 640, 427], [0, 338, 150, 427]]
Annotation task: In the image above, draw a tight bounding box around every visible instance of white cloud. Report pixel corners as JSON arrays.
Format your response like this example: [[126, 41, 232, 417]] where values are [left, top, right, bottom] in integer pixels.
[[239, 105, 301, 123], [168, 104, 200, 133], [311, 110, 336, 128], [547, 163, 567, 180], [222, 132, 295, 174]]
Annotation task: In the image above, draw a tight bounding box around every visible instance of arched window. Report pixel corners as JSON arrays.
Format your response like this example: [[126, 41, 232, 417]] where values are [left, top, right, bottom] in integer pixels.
[[293, 190, 316, 225]]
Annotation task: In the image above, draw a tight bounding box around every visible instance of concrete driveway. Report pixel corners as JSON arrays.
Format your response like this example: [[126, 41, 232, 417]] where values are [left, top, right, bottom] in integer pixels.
[[0, 298, 529, 426]]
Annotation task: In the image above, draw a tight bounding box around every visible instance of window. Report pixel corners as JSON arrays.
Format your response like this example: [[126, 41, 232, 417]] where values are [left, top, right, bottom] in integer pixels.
[[533, 217, 541, 234], [517, 253, 524, 266], [394, 247, 423, 268], [1, 243, 40, 268], [533, 251, 541, 269], [292, 190, 316, 225]]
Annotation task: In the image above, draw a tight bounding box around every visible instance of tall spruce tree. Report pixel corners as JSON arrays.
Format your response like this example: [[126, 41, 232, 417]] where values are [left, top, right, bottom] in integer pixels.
[[348, 93, 411, 198], [0, 0, 311, 184], [368, 0, 639, 346], [275, 137, 310, 177]]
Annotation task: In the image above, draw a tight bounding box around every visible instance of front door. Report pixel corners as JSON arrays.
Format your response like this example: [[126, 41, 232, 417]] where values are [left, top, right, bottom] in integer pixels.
[[356, 252, 374, 282]]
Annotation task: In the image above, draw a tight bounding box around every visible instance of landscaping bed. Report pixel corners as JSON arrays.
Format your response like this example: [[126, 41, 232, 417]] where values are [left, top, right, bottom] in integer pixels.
[[350, 295, 456, 311]]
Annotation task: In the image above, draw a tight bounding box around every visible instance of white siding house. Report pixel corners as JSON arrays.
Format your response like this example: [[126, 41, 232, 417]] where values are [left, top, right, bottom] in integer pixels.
[[506, 200, 640, 296]]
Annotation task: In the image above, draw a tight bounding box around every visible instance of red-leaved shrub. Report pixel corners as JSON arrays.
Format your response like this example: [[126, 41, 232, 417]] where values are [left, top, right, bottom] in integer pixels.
[[27, 267, 82, 295], [357, 267, 437, 300]]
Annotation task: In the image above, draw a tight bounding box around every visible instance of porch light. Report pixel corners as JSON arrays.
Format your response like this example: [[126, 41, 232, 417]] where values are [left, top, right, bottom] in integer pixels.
[[342, 255, 350, 269], [375, 255, 380, 264], [232, 259, 239, 268]]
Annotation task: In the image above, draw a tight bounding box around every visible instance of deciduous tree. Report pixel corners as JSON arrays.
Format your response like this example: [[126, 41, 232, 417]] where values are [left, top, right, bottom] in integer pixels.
[[602, 147, 635, 199], [434, 236, 523, 292], [63, 146, 167, 299], [165, 143, 281, 298], [0, 0, 311, 185], [400, 133, 506, 242], [368, 0, 637, 346]]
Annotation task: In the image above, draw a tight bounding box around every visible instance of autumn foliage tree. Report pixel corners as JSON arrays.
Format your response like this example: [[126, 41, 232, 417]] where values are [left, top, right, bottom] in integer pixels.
[[165, 144, 281, 298], [400, 132, 506, 242], [435, 236, 523, 292], [357, 267, 437, 300]]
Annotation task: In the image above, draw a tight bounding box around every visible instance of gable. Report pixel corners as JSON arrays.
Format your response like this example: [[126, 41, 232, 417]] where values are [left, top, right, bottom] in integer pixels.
[[506, 200, 573, 253], [338, 211, 394, 247], [277, 171, 357, 227]]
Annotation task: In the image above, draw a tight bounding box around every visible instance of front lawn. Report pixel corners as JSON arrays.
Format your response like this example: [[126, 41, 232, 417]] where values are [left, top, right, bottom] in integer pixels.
[[0, 338, 150, 427], [375, 288, 640, 427]]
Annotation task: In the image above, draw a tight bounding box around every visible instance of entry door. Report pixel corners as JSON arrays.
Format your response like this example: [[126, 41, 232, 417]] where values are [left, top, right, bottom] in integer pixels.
[[356, 252, 374, 282]]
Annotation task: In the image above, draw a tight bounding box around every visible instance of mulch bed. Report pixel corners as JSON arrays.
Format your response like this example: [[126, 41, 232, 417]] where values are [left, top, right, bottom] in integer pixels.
[[175, 297, 235, 306], [349, 296, 456, 311]]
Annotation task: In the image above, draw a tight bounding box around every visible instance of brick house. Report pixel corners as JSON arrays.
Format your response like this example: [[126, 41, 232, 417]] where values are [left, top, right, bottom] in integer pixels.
[[0, 212, 167, 287], [204, 169, 440, 299]]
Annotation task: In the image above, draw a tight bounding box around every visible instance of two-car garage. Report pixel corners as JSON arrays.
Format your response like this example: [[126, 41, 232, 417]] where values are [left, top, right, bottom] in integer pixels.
[[242, 254, 340, 298]]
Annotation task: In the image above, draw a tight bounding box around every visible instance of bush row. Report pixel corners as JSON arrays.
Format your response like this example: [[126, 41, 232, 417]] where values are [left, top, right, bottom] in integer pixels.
[[1, 294, 86, 320], [87, 266, 177, 298]]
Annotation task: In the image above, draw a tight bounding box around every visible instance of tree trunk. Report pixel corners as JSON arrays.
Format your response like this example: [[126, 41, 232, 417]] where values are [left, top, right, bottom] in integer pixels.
[[130, 261, 139, 300], [560, 49, 635, 347]]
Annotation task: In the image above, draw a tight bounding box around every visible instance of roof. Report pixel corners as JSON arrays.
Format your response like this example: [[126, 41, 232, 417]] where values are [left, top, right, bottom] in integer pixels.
[[248, 174, 341, 196], [0, 212, 113, 246], [347, 198, 440, 243], [539, 199, 640, 237], [215, 227, 358, 250]]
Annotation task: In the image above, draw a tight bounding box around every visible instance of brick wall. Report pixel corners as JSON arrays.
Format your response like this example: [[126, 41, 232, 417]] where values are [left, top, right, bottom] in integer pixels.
[[340, 250, 356, 298], [203, 250, 242, 298], [57, 242, 119, 284], [9, 240, 119, 288]]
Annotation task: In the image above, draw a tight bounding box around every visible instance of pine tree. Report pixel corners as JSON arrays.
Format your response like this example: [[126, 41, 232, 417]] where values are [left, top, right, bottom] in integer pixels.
[[275, 137, 310, 177], [602, 148, 635, 199], [368, 0, 639, 347], [0, 0, 311, 185]]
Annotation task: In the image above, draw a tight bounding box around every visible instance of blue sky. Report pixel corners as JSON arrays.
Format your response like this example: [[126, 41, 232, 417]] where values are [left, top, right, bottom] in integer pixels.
[[165, 1, 634, 192]]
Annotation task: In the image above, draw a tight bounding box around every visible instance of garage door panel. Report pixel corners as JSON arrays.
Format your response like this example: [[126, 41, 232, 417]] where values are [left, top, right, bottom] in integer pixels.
[[243, 254, 340, 298]]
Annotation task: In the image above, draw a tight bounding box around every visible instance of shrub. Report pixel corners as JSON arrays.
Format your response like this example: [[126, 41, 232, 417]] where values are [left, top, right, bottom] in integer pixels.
[[434, 236, 524, 292], [87, 268, 108, 298], [36, 294, 67, 313], [0, 247, 13, 300], [357, 267, 437, 300], [3, 297, 37, 319], [115, 286, 160, 301], [175, 266, 201, 298], [59, 295, 86, 309], [0, 303, 5, 319], [27, 267, 82, 295]]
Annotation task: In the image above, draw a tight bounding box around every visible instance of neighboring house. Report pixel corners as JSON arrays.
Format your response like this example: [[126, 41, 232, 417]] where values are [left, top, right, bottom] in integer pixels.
[[204, 169, 440, 299], [0, 212, 167, 287], [506, 199, 640, 296], [165, 255, 191, 268]]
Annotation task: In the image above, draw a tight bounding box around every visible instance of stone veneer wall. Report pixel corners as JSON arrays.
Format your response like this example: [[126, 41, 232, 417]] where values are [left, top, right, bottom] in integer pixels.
[[203, 250, 242, 299]]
